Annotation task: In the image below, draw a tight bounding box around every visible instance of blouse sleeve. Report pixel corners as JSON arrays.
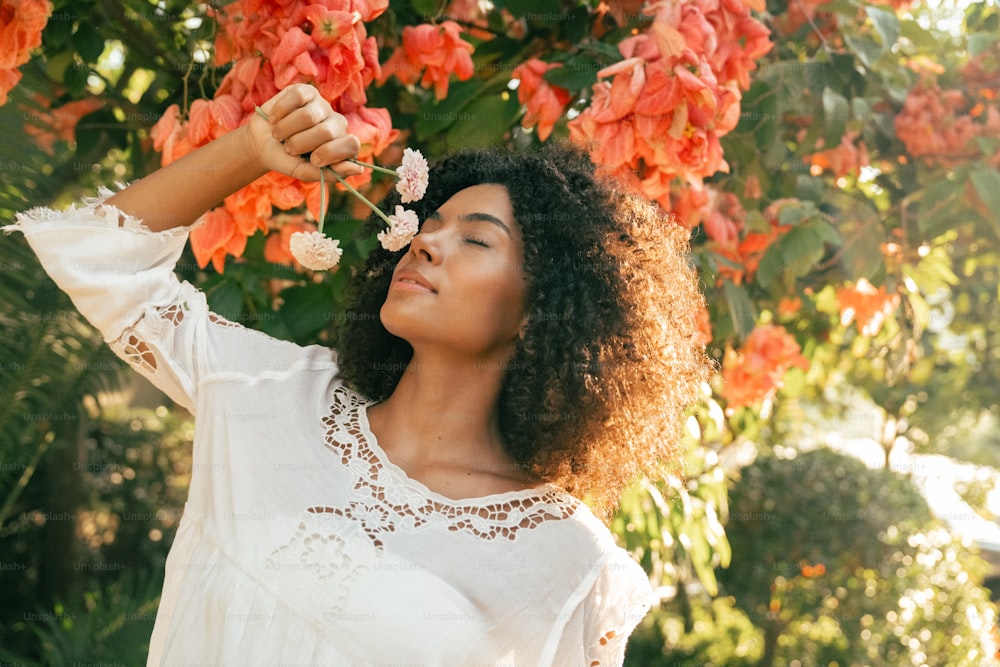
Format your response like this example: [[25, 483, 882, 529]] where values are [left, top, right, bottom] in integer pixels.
[[547, 550, 654, 666], [2, 186, 336, 414]]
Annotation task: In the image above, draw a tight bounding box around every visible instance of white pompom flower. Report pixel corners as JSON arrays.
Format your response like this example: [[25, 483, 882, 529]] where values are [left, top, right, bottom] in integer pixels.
[[395, 148, 429, 203], [377, 206, 420, 252], [289, 231, 343, 271]]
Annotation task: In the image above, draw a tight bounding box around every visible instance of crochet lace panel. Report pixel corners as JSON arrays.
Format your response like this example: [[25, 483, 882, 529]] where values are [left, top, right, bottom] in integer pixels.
[[315, 385, 580, 545], [265, 386, 581, 620], [110, 301, 255, 373], [110, 303, 187, 373]]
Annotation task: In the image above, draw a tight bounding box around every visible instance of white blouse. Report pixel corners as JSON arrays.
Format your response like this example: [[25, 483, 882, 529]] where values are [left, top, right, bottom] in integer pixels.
[[5, 188, 653, 666]]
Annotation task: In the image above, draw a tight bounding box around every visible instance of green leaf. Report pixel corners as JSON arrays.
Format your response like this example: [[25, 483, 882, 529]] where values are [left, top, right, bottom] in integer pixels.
[[822, 87, 849, 146], [778, 200, 819, 227], [898, 19, 940, 51], [578, 41, 624, 60], [866, 6, 900, 51], [803, 219, 842, 246], [444, 91, 520, 149], [500, 0, 561, 19], [755, 242, 784, 290], [722, 280, 757, 340], [844, 34, 882, 69], [916, 177, 963, 237], [970, 168, 1000, 240], [543, 59, 599, 91], [794, 175, 824, 204], [413, 78, 489, 139], [905, 292, 930, 340], [278, 284, 335, 340], [903, 247, 959, 294], [822, 0, 859, 15], [968, 32, 999, 57], [44, 49, 75, 82], [738, 80, 778, 149], [409, 0, 439, 18], [778, 226, 825, 285], [63, 61, 89, 96], [71, 27, 105, 63], [206, 280, 244, 321], [43, 13, 75, 49]]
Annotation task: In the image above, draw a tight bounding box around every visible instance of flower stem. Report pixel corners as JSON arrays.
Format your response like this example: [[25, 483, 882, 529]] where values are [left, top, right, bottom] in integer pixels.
[[318, 168, 326, 233], [349, 159, 398, 177], [326, 168, 393, 226], [253, 106, 387, 229]]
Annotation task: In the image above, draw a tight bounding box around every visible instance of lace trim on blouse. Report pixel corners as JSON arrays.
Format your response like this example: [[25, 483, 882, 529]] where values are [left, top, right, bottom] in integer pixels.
[[317, 385, 580, 544], [109, 297, 265, 374]]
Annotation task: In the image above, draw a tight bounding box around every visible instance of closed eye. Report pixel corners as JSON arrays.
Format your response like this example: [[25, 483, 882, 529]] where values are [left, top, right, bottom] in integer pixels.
[[465, 237, 490, 247]]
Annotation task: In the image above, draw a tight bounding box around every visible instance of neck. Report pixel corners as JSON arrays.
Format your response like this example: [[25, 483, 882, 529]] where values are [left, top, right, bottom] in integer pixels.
[[371, 346, 515, 469]]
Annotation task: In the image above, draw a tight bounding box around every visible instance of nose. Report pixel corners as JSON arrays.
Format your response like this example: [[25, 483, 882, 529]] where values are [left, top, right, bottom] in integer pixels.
[[406, 227, 441, 264]]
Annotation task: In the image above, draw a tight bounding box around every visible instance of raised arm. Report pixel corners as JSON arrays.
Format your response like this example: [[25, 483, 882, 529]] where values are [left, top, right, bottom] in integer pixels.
[[106, 84, 363, 231]]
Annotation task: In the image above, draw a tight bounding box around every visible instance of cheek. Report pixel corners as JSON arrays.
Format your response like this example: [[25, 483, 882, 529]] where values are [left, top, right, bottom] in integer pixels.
[[473, 269, 525, 327]]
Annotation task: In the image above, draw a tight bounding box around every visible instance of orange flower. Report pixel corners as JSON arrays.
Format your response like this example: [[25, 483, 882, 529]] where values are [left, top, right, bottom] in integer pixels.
[[777, 297, 802, 317], [167, 0, 401, 273], [23, 97, 103, 154], [380, 21, 474, 100], [190, 207, 246, 273], [836, 278, 899, 336], [511, 59, 571, 141], [264, 216, 317, 267], [895, 82, 982, 166], [708, 198, 794, 286], [570, 0, 771, 209], [743, 173, 762, 200], [343, 105, 399, 166], [150, 104, 198, 166], [808, 130, 870, 178], [216, 57, 280, 112], [271, 26, 321, 89], [720, 324, 809, 410], [702, 190, 745, 246], [187, 95, 243, 145], [353, 0, 389, 22], [304, 5, 359, 49], [0, 0, 52, 105]]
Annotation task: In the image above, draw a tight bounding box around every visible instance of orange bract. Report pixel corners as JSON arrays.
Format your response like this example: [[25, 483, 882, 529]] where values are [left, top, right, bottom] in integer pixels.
[[568, 0, 772, 210], [511, 59, 571, 142], [720, 324, 809, 410], [22, 96, 103, 154], [0, 0, 52, 105], [836, 278, 900, 337], [380, 21, 474, 100]]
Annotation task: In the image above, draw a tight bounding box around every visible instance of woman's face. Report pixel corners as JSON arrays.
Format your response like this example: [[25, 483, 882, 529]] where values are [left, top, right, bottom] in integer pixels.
[[380, 183, 527, 359]]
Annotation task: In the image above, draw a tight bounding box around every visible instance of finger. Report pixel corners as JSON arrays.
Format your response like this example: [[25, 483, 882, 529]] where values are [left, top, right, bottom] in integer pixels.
[[260, 84, 317, 127], [304, 134, 362, 169], [273, 106, 347, 149], [281, 119, 345, 158], [326, 159, 366, 179]]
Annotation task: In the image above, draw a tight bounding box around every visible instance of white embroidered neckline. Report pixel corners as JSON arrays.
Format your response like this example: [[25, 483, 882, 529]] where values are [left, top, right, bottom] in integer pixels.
[[317, 385, 580, 543]]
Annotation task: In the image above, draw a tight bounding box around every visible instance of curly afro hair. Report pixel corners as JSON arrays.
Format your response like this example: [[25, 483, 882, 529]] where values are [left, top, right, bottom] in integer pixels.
[[334, 141, 713, 519]]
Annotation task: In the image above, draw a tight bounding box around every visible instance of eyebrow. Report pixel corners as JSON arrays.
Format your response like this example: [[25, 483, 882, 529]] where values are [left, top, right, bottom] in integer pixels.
[[427, 210, 512, 236]]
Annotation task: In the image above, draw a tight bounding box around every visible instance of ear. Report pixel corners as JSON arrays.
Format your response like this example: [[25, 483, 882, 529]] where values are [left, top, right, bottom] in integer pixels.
[[517, 314, 529, 340]]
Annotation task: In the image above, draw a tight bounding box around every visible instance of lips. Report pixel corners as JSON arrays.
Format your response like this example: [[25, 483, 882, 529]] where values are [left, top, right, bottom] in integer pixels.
[[393, 268, 436, 294]]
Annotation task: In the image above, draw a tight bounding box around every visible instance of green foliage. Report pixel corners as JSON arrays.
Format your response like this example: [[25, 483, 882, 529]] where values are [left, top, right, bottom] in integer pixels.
[[0, 394, 191, 658], [718, 448, 996, 667], [0, 577, 161, 665], [626, 595, 763, 667], [2, 0, 1000, 661], [614, 445, 731, 599]]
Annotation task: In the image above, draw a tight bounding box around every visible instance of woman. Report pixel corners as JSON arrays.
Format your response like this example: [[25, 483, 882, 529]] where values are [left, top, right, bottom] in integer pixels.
[[5, 84, 711, 665]]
